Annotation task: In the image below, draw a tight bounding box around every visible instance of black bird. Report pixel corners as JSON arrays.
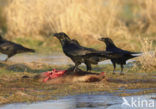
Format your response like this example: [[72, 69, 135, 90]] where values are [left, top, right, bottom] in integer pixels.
[[0, 35, 35, 61], [53, 32, 121, 72], [71, 39, 97, 71], [71, 39, 80, 45], [99, 37, 142, 75]]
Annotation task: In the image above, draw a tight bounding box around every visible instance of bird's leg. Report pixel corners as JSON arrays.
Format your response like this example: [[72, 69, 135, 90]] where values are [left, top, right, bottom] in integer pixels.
[[73, 63, 80, 72], [87, 64, 92, 71], [120, 64, 124, 75], [112, 62, 116, 75], [73, 66, 77, 72], [85, 61, 92, 71]]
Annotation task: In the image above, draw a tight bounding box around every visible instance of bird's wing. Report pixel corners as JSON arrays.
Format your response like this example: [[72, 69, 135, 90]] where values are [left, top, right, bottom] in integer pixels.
[[115, 48, 142, 58], [0, 42, 14, 51], [64, 41, 123, 59], [109, 47, 127, 53], [85, 51, 122, 59], [108, 47, 142, 61], [110, 47, 142, 55], [63, 43, 98, 56], [0, 40, 27, 52]]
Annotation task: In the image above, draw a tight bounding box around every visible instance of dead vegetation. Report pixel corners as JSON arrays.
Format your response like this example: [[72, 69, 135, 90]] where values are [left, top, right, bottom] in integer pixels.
[[136, 38, 156, 71], [3, 0, 156, 39]]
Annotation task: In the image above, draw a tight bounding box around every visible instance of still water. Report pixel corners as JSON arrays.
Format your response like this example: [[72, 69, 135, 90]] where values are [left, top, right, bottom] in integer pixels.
[[0, 90, 155, 109]]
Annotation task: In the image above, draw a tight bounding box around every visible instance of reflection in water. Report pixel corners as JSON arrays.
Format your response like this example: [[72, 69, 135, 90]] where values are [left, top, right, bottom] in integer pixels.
[[0, 91, 155, 109]]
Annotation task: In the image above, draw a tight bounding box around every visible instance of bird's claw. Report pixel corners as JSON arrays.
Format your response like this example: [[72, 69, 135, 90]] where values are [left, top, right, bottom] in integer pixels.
[[73, 67, 79, 72]]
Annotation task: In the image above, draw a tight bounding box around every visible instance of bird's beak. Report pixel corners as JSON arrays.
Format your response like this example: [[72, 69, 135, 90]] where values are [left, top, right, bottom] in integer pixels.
[[98, 38, 103, 41], [52, 33, 58, 37]]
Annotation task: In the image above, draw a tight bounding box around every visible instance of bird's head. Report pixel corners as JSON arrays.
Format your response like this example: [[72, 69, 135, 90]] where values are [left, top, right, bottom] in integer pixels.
[[98, 37, 114, 45], [53, 32, 70, 41]]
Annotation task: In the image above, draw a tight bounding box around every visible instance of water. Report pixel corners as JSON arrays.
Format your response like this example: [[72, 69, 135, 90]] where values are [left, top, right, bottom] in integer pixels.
[[0, 90, 155, 109], [0, 53, 135, 66]]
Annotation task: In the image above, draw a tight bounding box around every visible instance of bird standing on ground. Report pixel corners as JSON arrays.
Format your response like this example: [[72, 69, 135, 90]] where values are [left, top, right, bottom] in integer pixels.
[[52, 32, 121, 72], [99, 37, 142, 75], [0, 35, 35, 61]]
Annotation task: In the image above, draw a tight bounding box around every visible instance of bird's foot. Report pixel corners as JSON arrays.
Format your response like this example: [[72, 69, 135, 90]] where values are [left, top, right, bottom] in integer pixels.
[[73, 67, 80, 73], [73, 69, 76, 72]]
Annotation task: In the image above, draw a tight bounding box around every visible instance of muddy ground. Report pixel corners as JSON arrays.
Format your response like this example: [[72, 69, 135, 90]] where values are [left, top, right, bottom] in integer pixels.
[[0, 54, 155, 105]]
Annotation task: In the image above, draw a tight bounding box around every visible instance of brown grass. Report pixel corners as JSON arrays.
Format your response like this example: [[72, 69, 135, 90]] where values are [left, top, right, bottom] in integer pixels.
[[2, 0, 156, 70], [136, 0, 156, 33], [4, 0, 156, 36], [3, 0, 156, 37], [4, 0, 133, 41], [137, 37, 156, 71]]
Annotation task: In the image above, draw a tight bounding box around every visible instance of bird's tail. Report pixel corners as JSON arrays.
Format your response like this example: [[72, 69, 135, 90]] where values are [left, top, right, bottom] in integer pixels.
[[22, 47, 35, 53], [130, 52, 143, 57], [85, 51, 122, 59]]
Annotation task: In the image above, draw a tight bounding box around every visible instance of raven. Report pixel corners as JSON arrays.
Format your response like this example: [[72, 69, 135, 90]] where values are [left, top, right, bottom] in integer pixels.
[[99, 37, 142, 75], [53, 32, 121, 72], [0, 35, 35, 61]]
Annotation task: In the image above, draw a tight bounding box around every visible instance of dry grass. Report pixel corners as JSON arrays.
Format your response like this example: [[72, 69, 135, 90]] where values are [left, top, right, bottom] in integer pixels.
[[136, 0, 156, 33], [4, 0, 128, 38], [0, 0, 7, 34], [3, 0, 156, 37], [137, 37, 156, 71], [4, 0, 156, 37], [2, 0, 156, 70]]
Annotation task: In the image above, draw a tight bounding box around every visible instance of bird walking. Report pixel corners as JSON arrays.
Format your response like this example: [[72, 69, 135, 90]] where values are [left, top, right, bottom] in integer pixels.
[[0, 35, 35, 61], [99, 37, 142, 75], [52, 32, 121, 72]]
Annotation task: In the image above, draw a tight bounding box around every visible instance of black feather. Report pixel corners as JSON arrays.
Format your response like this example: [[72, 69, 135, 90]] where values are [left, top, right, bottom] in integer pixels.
[[0, 35, 35, 61], [99, 37, 142, 75], [53, 32, 121, 71]]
